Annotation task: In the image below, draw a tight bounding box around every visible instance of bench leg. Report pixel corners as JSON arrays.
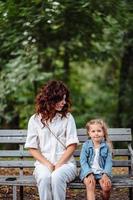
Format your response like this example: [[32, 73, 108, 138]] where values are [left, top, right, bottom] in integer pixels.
[[129, 188, 133, 200], [20, 186, 24, 200], [13, 186, 17, 200]]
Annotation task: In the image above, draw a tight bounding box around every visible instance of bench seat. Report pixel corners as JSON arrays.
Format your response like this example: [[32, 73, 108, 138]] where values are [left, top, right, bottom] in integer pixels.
[[0, 175, 133, 188], [0, 128, 133, 200]]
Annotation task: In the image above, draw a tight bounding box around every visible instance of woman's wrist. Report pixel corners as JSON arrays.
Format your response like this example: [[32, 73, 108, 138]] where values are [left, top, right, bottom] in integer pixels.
[[45, 161, 55, 171]]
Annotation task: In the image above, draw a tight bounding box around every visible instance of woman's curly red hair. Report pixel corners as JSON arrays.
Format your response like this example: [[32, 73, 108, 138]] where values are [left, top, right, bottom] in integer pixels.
[[35, 80, 71, 123]]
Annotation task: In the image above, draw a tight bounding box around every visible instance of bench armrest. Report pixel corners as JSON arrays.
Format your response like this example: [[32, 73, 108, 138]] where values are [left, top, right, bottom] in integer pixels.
[[128, 144, 133, 157], [128, 144, 133, 176]]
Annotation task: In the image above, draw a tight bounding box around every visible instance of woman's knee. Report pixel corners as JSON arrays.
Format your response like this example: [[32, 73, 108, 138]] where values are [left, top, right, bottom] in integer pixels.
[[37, 173, 51, 187], [34, 165, 51, 186], [51, 171, 65, 186]]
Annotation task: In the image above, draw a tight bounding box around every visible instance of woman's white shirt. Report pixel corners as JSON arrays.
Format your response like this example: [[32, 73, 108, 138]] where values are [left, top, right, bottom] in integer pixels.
[[25, 113, 79, 166]]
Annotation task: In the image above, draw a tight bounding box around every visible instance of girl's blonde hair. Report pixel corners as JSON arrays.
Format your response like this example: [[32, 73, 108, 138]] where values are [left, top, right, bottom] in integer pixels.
[[86, 119, 113, 151]]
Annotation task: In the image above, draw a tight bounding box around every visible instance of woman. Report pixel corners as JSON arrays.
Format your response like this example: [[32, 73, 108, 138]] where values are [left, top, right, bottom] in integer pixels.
[[25, 80, 79, 200]]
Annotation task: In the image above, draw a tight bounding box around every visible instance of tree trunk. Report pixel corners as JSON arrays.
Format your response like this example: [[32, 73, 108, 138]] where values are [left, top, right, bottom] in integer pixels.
[[117, 31, 133, 128]]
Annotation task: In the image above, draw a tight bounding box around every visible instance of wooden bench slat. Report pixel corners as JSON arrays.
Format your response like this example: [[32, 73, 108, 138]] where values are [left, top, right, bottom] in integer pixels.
[[113, 149, 130, 156], [0, 138, 26, 143], [0, 128, 130, 134], [78, 135, 132, 142], [77, 128, 131, 135], [0, 150, 31, 157], [68, 176, 133, 189], [0, 161, 34, 168], [0, 175, 133, 188], [112, 160, 131, 167], [0, 160, 131, 168], [0, 128, 131, 142], [0, 149, 130, 157], [0, 176, 36, 186], [0, 130, 27, 136], [0, 135, 131, 144], [74, 149, 131, 157], [76, 160, 131, 167]]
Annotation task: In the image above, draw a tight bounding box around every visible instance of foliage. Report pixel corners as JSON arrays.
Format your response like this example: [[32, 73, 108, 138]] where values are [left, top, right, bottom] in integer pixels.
[[0, 0, 133, 128]]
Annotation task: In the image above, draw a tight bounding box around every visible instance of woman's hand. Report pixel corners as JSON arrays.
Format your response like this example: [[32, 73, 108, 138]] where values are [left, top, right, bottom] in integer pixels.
[[54, 144, 77, 169], [29, 148, 55, 171], [54, 163, 62, 170], [46, 162, 55, 172]]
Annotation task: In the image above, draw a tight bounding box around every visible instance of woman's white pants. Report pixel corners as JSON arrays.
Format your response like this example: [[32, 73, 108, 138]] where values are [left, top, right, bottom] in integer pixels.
[[34, 163, 77, 200]]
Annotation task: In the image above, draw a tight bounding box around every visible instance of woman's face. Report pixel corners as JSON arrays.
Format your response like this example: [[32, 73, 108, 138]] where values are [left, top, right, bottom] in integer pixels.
[[54, 95, 66, 111]]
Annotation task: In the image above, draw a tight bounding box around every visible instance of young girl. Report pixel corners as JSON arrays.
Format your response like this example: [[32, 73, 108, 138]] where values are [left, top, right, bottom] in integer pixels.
[[80, 119, 112, 200], [25, 80, 79, 200]]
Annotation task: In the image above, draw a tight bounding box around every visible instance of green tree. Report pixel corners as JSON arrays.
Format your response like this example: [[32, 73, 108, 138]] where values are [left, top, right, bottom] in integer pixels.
[[0, 0, 132, 128]]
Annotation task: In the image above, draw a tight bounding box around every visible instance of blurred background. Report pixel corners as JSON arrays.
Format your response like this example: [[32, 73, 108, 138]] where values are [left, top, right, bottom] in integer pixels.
[[0, 0, 133, 129]]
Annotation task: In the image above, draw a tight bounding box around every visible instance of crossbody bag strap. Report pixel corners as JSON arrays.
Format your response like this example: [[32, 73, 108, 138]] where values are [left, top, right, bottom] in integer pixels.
[[45, 123, 66, 149]]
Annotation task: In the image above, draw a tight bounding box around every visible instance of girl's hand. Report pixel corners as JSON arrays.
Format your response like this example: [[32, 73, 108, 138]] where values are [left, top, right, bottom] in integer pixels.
[[101, 173, 111, 186]]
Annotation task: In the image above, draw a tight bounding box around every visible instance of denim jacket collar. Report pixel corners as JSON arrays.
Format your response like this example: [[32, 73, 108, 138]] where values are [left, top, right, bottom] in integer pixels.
[[87, 138, 106, 149]]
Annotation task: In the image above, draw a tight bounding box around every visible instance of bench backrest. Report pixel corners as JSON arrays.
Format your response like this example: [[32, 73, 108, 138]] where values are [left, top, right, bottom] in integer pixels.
[[0, 128, 132, 175]]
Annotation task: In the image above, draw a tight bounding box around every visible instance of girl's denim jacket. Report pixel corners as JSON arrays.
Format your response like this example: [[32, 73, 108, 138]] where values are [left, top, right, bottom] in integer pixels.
[[80, 139, 112, 181]]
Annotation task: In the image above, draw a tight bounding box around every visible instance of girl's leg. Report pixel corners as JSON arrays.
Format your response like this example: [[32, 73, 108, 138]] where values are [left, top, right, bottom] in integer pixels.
[[34, 164, 52, 200], [51, 163, 77, 200], [83, 176, 96, 200], [99, 179, 112, 200]]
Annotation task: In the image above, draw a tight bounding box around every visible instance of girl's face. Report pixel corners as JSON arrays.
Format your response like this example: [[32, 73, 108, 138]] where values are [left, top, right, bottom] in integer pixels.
[[54, 95, 66, 111], [88, 123, 104, 144]]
